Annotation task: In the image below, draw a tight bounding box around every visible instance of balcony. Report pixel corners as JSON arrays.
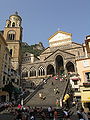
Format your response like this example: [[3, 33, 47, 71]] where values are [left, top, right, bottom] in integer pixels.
[[70, 76, 80, 81], [83, 82, 90, 87]]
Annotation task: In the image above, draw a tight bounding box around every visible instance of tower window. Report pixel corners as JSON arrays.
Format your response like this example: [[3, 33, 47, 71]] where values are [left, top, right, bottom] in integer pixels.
[[12, 22, 15, 27], [0, 44, 1, 51], [3, 76, 5, 84], [7, 31, 15, 40], [7, 24, 9, 27], [73, 81, 78, 85], [4, 65, 7, 72], [10, 49, 12, 56], [8, 34, 15, 40], [5, 54, 7, 60]]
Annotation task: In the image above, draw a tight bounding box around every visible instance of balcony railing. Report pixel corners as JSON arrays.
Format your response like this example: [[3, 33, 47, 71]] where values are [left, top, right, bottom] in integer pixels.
[[83, 82, 90, 87]]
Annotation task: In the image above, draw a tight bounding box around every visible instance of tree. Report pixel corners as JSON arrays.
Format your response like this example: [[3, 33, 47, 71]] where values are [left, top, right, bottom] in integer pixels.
[[2, 82, 21, 101]]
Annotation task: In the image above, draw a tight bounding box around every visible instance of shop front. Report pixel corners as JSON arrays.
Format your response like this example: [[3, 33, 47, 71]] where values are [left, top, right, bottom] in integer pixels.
[[81, 90, 90, 113]]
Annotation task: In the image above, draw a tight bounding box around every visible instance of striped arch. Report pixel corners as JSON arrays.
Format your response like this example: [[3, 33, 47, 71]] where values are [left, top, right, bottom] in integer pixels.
[[55, 54, 64, 74], [65, 61, 75, 72], [29, 67, 36, 77], [47, 64, 55, 75]]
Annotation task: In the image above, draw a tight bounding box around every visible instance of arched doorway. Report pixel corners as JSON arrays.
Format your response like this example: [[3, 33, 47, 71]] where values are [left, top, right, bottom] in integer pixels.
[[66, 61, 75, 72], [55, 55, 64, 75], [47, 64, 54, 75]]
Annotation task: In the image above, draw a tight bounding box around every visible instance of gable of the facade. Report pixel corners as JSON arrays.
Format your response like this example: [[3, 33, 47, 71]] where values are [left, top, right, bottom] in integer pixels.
[[48, 42, 84, 58], [44, 49, 75, 62], [48, 31, 72, 48]]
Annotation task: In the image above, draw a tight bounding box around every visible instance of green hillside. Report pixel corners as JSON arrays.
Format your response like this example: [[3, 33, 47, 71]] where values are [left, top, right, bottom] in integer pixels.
[[21, 42, 44, 56]]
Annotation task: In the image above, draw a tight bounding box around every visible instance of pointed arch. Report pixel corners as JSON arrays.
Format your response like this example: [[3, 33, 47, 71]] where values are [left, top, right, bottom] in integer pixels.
[[38, 66, 45, 76], [29, 67, 36, 77], [22, 67, 28, 77]]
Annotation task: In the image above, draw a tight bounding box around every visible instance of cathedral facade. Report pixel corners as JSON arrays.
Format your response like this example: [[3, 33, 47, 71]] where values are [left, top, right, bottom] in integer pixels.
[[2, 13, 85, 88], [21, 31, 85, 88]]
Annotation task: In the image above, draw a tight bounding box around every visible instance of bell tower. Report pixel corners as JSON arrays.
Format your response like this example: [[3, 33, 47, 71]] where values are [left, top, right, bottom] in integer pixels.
[[3, 12, 23, 74]]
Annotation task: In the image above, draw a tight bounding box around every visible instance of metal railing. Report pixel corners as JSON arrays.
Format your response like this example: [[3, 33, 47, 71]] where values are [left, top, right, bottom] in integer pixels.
[[23, 78, 49, 105]]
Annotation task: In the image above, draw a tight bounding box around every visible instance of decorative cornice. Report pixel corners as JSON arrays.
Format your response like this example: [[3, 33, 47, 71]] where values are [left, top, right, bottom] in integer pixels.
[[40, 47, 50, 55], [72, 42, 82, 46], [83, 82, 90, 87], [76, 57, 90, 61], [85, 39, 90, 43], [48, 31, 72, 40], [49, 38, 71, 44]]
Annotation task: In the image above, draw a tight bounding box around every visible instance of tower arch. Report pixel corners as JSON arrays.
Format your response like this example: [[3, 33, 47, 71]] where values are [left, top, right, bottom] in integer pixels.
[[12, 22, 15, 27]]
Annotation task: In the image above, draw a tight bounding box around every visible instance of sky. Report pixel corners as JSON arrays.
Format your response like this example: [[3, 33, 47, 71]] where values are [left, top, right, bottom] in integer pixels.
[[0, 0, 90, 48]]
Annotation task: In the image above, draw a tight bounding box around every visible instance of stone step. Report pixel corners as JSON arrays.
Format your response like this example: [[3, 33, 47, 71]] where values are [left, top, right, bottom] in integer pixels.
[[25, 77, 69, 107]]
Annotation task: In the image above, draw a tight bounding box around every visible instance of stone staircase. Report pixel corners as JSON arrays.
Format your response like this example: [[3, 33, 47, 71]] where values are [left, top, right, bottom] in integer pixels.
[[24, 77, 69, 107], [23, 79, 45, 105]]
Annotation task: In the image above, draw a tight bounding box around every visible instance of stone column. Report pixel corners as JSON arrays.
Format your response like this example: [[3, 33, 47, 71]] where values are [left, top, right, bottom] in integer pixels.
[[84, 46, 88, 58], [36, 69, 38, 77], [60, 98, 63, 107], [45, 68, 47, 77], [28, 71, 30, 77], [64, 62, 67, 75], [54, 66, 56, 75]]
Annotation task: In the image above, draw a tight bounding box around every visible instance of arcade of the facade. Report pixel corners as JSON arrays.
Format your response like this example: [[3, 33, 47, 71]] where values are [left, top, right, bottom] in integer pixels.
[[21, 54, 75, 79]]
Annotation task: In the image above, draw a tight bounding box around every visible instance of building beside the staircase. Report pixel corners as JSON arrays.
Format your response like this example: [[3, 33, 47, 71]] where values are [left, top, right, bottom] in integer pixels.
[[0, 32, 12, 102], [0, 12, 22, 87], [0, 13, 21, 102], [0, 33, 12, 90], [76, 35, 90, 112]]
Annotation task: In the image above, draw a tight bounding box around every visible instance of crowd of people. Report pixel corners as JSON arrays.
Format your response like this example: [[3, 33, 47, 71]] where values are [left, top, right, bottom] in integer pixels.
[[9, 105, 89, 120], [13, 105, 66, 120]]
